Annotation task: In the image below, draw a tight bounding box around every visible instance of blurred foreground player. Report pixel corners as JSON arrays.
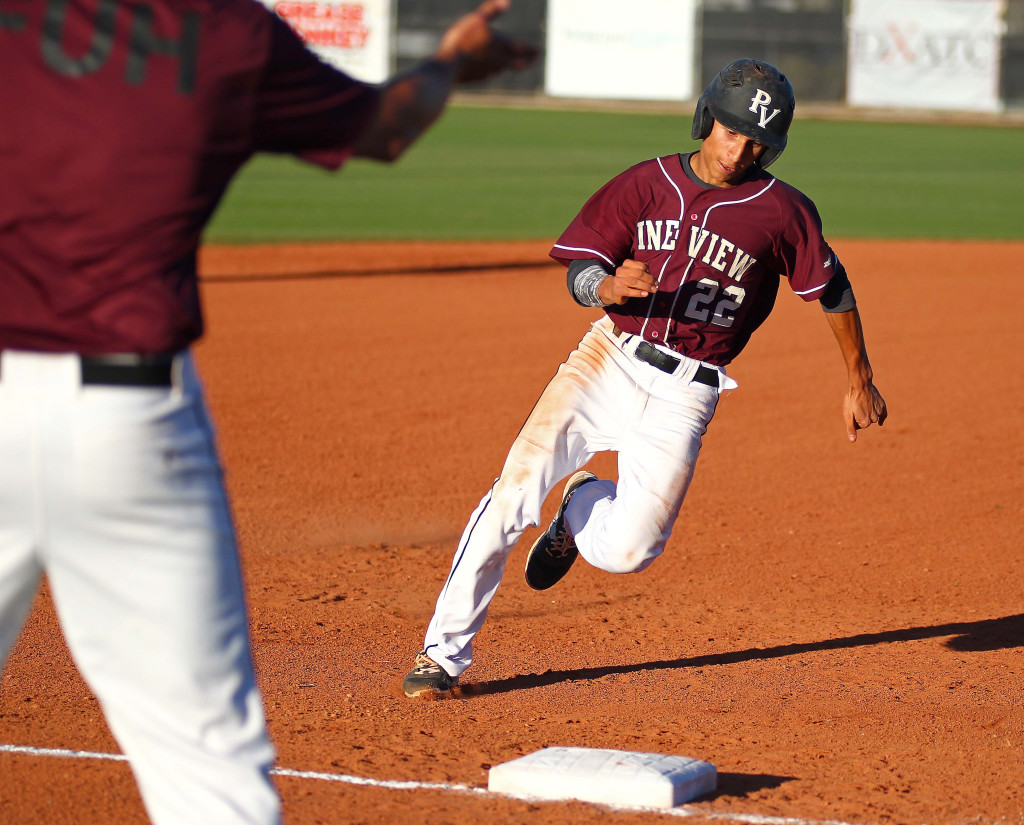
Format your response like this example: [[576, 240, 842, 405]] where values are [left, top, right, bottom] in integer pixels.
[[0, 1, 534, 822]]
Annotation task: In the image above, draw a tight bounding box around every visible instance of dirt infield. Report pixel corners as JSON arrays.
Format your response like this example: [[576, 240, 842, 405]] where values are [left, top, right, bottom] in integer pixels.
[[1, 239, 1022, 825]]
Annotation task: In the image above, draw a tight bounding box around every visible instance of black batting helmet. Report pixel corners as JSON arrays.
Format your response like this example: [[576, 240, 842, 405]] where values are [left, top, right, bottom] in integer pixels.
[[691, 59, 796, 168]]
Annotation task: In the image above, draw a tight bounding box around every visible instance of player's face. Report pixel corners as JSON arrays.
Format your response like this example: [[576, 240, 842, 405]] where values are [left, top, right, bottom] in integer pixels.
[[693, 120, 767, 188]]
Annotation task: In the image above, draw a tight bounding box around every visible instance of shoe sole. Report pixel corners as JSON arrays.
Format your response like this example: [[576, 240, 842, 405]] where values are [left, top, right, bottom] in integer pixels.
[[552, 470, 597, 536], [403, 680, 458, 699], [524, 470, 597, 590]]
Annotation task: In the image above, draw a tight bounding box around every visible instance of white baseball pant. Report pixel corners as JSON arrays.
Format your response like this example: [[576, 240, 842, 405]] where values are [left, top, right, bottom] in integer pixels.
[[422, 315, 730, 678], [0, 350, 279, 825]]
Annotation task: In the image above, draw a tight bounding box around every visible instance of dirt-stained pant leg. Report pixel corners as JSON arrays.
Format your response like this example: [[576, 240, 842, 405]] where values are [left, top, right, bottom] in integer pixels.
[[423, 324, 634, 677], [568, 381, 719, 574], [0, 351, 280, 825]]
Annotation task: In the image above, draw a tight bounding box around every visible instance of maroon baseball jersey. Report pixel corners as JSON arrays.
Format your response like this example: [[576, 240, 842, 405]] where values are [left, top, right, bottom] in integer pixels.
[[551, 153, 840, 366], [0, 0, 380, 355]]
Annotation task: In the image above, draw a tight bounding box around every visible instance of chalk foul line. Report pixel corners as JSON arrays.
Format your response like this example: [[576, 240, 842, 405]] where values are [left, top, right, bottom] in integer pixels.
[[0, 742, 868, 825]]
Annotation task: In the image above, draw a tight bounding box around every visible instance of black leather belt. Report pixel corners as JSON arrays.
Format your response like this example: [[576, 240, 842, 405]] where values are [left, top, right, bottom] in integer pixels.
[[80, 354, 175, 387], [0, 353, 175, 386], [612, 325, 718, 387], [634, 342, 718, 386]]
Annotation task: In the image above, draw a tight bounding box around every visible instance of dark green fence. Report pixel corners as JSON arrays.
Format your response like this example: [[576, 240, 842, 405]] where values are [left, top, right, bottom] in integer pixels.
[[392, 0, 1024, 108]]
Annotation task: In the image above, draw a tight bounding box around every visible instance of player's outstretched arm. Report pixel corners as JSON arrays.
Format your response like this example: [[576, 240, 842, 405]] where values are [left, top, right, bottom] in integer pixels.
[[354, 0, 536, 162], [825, 307, 887, 442]]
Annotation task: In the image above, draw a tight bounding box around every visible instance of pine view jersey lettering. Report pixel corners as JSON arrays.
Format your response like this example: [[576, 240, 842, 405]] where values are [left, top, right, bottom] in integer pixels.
[[551, 152, 840, 366]]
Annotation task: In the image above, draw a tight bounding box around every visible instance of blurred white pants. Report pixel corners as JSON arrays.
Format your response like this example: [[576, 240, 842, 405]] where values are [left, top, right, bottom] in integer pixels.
[[423, 316, 724, 677], [0, 350, 279, 825]]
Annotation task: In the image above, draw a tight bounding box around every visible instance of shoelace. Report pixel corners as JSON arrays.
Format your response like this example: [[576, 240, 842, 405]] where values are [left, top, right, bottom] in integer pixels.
[[544, 478, 590, 560], [413, 654, 442, 673], [546, 528, 576, 559]]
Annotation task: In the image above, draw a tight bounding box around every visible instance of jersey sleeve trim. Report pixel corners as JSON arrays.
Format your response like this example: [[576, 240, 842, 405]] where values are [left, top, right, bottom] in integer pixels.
[[551, 244, 617, 268], [795, 249, 843, 298], [794, 281, 829, 296]]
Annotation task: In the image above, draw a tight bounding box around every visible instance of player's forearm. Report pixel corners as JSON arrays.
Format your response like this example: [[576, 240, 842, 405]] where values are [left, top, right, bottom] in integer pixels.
[[352, 60, 458, 162], [567, 259, 611, 306], [826, 307, 874, 389]]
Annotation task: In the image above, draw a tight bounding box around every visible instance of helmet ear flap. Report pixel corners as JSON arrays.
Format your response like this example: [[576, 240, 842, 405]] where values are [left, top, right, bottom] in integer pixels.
[[757, 146, 781, 169], [690, 101, 714, 142]]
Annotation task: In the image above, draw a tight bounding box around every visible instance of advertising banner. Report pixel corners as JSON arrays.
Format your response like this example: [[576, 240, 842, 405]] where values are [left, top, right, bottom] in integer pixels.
[[545, 0, 698, 101], [847, 0, 1005, 112], [262, 0, 392, 82]]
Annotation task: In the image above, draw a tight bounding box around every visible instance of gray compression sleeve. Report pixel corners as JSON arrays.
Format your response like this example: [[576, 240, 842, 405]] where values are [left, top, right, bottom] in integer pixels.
[[567, 258, 612, 307], [819, 257, 857, 313]]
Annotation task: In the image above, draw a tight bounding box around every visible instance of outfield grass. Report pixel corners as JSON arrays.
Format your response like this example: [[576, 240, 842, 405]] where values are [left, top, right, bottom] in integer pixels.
[[205, 105, 1024, 243]]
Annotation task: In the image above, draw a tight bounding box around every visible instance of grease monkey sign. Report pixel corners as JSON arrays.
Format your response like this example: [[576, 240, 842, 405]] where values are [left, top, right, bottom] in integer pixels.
[[262, 0, 392, 82]]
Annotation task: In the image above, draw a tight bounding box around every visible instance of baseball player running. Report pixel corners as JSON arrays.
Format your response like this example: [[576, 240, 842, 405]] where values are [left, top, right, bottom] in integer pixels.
[[0, 2, 534, 823], [403, 58, 887, 698]]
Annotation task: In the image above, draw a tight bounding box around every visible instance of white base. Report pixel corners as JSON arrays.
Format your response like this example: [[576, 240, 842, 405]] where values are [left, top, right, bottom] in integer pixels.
[[487, 746, 717, 809]]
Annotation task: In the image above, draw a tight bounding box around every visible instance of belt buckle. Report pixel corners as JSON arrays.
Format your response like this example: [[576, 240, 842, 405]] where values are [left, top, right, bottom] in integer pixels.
[[80, 353, 176, 387], [634, 341, 680, 375]]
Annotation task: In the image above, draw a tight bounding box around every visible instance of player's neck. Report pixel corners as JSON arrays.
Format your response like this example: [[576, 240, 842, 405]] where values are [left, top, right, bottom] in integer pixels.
[[687, 149, 757, 189]]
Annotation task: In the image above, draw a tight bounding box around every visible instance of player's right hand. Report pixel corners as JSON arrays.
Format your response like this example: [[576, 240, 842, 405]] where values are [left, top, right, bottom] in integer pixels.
[[598, 259, 658, 305], [436, 0, 538, 84]]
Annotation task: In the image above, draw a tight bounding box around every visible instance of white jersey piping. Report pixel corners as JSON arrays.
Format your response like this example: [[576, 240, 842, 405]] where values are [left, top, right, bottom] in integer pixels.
[[664, 177, 777, 339], [551, 243, 616, 268], [639, 156, 689, 341]]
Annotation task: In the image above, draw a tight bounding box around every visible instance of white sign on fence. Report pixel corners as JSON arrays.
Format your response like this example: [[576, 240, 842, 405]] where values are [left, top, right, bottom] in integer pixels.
[[262, 0, 392, 82], [545, 0, 698, 101], [847, 0, 1005, 112]]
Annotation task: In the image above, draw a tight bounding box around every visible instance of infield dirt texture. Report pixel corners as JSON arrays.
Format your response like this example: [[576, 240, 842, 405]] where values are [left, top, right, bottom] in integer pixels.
[[0, 236, 1021, 824], [2, 103, 1023, 823]]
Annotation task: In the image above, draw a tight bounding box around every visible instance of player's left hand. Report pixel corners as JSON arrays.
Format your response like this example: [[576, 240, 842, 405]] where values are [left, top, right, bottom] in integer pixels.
[[435, 0, 538, 84], [843, 382, 887, 442]]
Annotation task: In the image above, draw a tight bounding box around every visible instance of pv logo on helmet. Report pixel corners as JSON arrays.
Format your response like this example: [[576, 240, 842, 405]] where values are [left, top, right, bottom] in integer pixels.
[[748, 90, 781, 128]]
